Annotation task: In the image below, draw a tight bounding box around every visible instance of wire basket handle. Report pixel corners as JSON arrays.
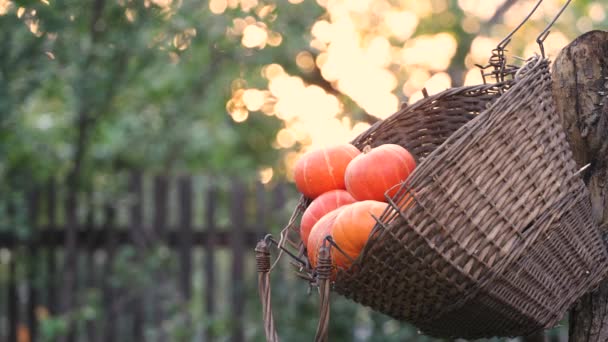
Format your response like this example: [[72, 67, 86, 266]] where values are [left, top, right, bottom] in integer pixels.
[[255, 238, 280, 342], [477, 0, 544, 83], [537, 0, 572, 57], [255, 234, 334, 342]]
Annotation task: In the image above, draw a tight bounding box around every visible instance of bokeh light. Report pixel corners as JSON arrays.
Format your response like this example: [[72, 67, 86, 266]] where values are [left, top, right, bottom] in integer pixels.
[[222, 0, 597, 176]]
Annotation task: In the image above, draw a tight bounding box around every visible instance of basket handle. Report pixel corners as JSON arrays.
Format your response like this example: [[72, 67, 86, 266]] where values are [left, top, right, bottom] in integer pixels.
[[255, 236, 332, 342], [255, 239, 280, 342], [476, 0, 544, 83], [314, 242, 333, 342], [536, 0, 572, 57]]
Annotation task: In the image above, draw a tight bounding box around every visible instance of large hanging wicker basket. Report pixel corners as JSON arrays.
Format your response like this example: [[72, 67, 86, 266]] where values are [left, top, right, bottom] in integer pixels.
[[259, 56, 608, 340]]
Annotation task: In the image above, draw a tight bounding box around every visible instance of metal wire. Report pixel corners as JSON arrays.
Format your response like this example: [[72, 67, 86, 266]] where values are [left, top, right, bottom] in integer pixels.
[[476, 0, 544, 83], [537, 0, 573, 58]]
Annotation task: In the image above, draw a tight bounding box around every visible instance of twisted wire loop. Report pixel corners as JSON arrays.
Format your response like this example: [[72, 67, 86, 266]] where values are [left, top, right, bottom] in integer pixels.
[[476, 0, 544, 84], [536, 0, 572, 58], [314, 244, 332, 342], [255, 239, 279, 342]]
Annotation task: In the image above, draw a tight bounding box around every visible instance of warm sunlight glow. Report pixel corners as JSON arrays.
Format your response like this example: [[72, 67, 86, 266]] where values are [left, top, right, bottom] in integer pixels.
[[262, 64, 283, 80], [267, 31, 282, 47], [385, 10, 418, 40], [523, 31, 568, 58], [172, 28, 196, 51], [242, 24, 268, 48], [231, 107, 249, 122], [458, 0, 505, 21], [276, 128, 296, 148], [27, 18, 42, 36], [296, 51, 315, 72], [151, 0, 173, 9], [209, 0, 228, 15], [464, 68, 484, 86], [125, 8, 137, 22], [239, 0, 259, 12], [461, 15, 480, 34], [220, 0, 589, 179], [402, 68, 430, 96], [0, 0, 12, 15], [469, 36, 499, 65], [401, 33, 458, 71], [406, 72, 451, 104], [424, 72, 452, 95], [588, 2, 606, 22], [259, 167, 274, 184], [242, 89, 266, 111]]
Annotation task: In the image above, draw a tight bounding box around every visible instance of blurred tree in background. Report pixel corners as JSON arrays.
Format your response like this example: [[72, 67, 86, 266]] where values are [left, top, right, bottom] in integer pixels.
[[0, 0, 606, 341]]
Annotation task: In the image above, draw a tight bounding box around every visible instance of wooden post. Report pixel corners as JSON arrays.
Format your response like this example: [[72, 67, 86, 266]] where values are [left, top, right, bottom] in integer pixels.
[[153, 175, 169, 239], [231, 181, 246, 342], [204, 183, 217, 341], [8, 251, 17, 342], [178, 176, 193, 300], [129, 171, 145, 341], [84, 190, 98, 342], [46, 180, 58, 315], [152, 175, 169, 341], [551, 30, 608, 342], [101, 205, 117, 342], [27, 189, 40, 342]]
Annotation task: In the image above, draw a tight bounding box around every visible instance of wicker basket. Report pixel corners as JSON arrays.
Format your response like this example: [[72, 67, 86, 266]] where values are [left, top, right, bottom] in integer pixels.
[[260, 56, 608, 340]]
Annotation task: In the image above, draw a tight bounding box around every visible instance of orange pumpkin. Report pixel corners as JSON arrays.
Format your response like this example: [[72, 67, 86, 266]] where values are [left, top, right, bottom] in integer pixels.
[[345, 144, 416, 202], [300, 190, 356, 247], [331, 200, 387, 270], [294, 144, 360, 199], [307, 208, 343, 268]]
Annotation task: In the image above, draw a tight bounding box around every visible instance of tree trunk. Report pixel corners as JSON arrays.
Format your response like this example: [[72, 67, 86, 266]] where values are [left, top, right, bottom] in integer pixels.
[[551, 30, 608, 342]]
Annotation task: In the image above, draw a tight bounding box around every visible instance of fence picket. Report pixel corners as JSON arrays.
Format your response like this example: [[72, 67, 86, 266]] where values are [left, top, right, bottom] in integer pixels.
[[101, 205, 117, 342], [153, 175, 169, 340], [0, 173, 573, 341], [63, 185, 79, 342], [8, 250, 17, 342], [129, 171, 145, 341], [153, 175, 169, 239], [46, 180, 58, 315], [178, 176, 193, 300], [27, 189, 40, 342], [205, 183, 217, 341], [231, 181, 246, 342], [85, 191, 97, 341]]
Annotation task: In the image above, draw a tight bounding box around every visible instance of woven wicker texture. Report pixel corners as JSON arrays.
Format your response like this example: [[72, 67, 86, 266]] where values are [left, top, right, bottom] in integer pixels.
[[332, 57, 608, 338], [272, 56, 608, 339]]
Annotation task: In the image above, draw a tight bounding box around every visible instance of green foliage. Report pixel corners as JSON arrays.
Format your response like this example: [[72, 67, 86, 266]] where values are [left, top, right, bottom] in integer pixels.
[[1, 0, 602, 341]]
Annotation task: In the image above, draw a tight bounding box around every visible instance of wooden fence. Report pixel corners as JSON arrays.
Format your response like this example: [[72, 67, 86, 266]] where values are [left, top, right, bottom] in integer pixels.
[[0, 172, 568, 341], [0, 172, 292, 342]]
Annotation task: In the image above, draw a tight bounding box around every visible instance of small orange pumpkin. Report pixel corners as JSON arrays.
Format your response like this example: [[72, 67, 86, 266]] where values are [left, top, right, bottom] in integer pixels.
[[345, 144, 416, 202], [300, 190, 356, 247], [331, 200, 387, 270], [307, 208, 343, 269], [294, 144, 361, 199]]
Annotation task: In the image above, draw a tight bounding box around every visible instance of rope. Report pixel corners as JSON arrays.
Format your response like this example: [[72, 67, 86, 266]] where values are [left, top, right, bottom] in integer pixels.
[[255, 239, 279, 342], [314, 244, 332, 342]]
